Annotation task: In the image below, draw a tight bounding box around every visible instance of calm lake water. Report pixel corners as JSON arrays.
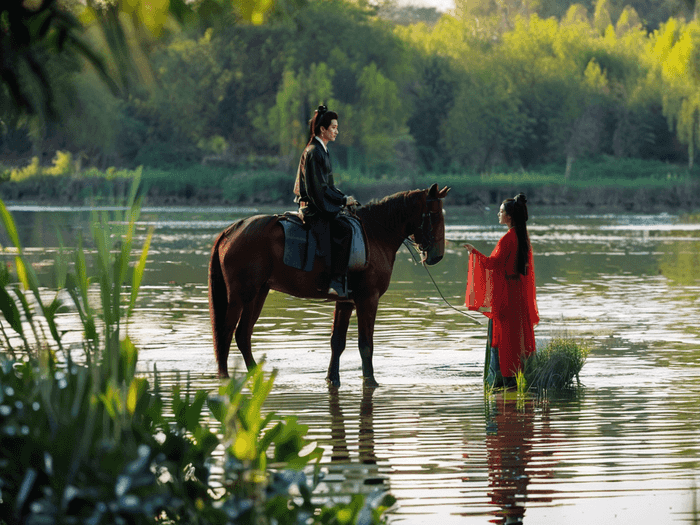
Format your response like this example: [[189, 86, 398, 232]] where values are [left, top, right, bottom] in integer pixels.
[[3, 203, 700, 524]]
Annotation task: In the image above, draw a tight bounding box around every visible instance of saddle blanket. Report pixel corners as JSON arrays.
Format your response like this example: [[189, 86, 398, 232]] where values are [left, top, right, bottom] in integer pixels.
[[278, 213, 368, 272]]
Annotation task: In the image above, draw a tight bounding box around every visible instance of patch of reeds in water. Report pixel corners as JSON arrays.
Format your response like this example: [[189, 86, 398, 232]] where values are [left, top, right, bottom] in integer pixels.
[[522, 337, 590, 393]]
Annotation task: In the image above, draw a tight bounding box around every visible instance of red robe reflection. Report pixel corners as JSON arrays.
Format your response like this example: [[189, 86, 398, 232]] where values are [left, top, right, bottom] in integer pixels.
[[465, 228, 539, 376]]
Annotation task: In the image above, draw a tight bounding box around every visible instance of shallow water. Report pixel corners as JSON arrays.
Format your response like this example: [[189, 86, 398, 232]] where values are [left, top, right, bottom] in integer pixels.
[[2, 204, 700, 524]]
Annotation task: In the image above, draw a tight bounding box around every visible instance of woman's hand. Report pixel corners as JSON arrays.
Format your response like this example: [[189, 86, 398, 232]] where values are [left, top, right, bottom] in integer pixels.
[[463, 243, 475, 255]]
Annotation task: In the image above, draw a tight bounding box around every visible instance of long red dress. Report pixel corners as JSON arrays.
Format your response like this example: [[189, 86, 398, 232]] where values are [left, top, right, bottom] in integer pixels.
[[465, 228, 539, 377]]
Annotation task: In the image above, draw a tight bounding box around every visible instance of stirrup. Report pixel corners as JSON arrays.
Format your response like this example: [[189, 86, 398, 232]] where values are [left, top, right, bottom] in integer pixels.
[[327, 275, 347, 298]]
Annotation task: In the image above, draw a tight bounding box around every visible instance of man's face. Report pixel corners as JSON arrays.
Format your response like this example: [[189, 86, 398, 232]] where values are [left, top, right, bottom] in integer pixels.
[[321, 119, 339, 142]]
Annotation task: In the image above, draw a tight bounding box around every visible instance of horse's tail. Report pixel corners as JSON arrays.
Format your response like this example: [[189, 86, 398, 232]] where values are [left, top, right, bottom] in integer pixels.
[[209, 227, 234, 377]]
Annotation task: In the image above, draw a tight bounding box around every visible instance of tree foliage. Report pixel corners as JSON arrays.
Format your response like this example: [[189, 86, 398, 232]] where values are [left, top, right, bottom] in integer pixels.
[[4, 0, 700, 178]]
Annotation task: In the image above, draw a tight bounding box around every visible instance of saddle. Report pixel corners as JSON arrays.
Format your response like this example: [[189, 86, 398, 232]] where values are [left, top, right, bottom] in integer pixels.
[[277, 211, 369, 273]]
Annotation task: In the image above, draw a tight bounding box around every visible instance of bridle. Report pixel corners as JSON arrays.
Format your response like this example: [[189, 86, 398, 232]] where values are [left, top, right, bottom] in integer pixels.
[[412, 196, 444, 258]]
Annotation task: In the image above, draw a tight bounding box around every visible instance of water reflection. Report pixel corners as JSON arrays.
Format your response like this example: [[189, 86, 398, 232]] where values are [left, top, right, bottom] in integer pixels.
[[326, 386, 383, 482], [483, 394, 556, 524], [2, 206, 700, 523], [313, 386, 388, 508]]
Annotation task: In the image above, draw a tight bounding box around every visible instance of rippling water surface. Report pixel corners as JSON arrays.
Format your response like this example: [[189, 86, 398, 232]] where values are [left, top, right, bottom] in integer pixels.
[[4, 204, 700, 524]]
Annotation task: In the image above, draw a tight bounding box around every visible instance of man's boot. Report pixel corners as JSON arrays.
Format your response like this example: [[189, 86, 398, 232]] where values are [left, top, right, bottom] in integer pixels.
[[327, 273, 347, 298]]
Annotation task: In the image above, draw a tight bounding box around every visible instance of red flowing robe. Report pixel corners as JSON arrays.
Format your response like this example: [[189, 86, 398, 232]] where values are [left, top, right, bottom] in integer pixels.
[[465, 228, 539, 377]]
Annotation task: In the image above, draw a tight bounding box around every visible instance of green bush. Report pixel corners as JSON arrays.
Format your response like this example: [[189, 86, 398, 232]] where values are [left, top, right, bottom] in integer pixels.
[[221, 171, 293, 203]]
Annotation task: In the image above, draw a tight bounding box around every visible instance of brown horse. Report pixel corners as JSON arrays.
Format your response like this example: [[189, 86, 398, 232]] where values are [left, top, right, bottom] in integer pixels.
[[208, 183, 450, 387]]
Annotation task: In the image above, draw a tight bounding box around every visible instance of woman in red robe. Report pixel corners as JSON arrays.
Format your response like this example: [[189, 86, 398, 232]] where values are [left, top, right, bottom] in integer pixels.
[[463, 194, 539, 388]]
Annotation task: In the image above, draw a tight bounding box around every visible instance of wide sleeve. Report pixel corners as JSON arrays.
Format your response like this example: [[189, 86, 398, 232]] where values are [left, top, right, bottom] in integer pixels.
[[464, 231, 517, 318], [464, 232, 515, 318], [305, 146, 346, 215], [465, 250, 495, 318]]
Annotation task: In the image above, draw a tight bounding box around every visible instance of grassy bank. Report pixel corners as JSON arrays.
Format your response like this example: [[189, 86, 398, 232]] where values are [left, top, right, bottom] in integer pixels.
[[2, 154, 699, 212]]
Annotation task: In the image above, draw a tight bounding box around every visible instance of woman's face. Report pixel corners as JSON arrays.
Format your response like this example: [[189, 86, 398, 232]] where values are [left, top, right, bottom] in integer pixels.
[[498, 204, 512, 227], [320, 119, 339, 143]]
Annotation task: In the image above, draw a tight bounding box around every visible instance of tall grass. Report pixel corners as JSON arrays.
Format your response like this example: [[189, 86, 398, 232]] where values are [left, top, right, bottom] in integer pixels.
[[0, 182, 394, 524], [523, 337, 590, 393]]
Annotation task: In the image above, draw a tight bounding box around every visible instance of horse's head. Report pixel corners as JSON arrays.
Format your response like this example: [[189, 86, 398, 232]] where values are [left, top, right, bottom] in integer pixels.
[[413, 183, 450, 266]]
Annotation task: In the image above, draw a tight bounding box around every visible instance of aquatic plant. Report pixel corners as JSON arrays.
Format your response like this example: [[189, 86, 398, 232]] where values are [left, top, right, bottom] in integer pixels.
[[523, 337, 590, 392], [0, 190, 394, 524]]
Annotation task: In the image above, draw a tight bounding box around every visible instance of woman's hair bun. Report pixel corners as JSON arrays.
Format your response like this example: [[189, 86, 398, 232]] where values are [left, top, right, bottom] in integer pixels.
[[512, 193, 528, 222]]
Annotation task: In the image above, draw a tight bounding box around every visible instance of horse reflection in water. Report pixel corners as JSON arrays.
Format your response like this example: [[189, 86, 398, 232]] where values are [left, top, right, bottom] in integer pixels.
[[208, 184, 449, 387], [485, 394, 557, 524], [323, 387, 385, 496]]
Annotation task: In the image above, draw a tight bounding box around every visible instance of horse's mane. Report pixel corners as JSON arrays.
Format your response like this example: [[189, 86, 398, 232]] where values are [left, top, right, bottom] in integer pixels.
[[355, 189, 424, 239]]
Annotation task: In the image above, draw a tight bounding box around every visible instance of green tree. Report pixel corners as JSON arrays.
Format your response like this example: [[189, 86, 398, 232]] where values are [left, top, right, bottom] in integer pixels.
[[355, 62, 410, 173], [134, 29, 232, 147], [264, 62, 338, 161], [0, 0, 116, 121], [616, 5, 642, 35], [562, 3, 590, 25], [593, 0, 613, 35], [658, 19, 700, 168], [406, 55, 458, 171]]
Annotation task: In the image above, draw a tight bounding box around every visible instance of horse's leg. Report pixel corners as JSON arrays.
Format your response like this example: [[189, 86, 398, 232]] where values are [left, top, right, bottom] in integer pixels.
[[235, 284, 270, 371], [217, 304, 243, 378], [327, 301, 355, 388], [355, 296, 380, 388], [210, 235, 243, 379]]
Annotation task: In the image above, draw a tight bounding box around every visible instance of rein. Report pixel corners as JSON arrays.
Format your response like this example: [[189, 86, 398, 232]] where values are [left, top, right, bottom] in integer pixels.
[[360, 190, 483, 325], [402, 239, 484, 325]]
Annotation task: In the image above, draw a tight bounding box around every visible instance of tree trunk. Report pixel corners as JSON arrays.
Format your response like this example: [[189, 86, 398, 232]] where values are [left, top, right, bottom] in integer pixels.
[[565, 154, 574, 182]]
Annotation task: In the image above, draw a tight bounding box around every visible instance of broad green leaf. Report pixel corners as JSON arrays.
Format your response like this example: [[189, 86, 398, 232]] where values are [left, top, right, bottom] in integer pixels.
[[129, 226, 153, 317], [0, 286, 23, 335], [15, 257, 30, 290], [233, 430, 257, 461], [185, 390, 209, 433], [127, 377, 148, 415], [0, 200, 21, 251]]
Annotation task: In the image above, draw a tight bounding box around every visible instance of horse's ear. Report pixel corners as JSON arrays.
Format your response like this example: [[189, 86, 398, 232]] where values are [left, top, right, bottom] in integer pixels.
[[428, 183, 438, 198], [439, 186, 451, 198]]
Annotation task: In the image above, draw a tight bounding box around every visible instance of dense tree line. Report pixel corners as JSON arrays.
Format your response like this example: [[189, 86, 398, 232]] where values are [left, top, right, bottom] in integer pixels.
[[3, 0, 700, 176]]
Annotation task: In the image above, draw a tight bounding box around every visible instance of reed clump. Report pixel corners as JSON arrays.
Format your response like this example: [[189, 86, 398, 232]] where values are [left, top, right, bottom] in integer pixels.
[[523, 337, 590, 392]]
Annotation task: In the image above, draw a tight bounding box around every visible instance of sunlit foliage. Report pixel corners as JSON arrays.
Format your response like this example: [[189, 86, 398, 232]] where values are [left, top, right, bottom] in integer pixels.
[[6, 0, 700, 177]]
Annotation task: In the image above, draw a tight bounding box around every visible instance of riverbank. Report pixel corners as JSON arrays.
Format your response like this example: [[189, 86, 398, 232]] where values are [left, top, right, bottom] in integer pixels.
[[1, 174, 698, 214], [2, 156, 699, 213]]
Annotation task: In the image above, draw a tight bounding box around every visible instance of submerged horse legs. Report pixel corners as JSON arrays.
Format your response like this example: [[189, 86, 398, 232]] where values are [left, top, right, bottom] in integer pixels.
[[356, 297, 379, 388], [235, 285, 270, 371], [216, 303, 242, 378], [327, 302, 355, 387]]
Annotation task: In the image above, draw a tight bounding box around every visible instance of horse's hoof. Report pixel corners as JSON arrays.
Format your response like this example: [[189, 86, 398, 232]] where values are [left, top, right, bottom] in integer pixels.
[[326, 377, 341, 388], [218, 370, 230, 379], [363, 377, 379, 388]]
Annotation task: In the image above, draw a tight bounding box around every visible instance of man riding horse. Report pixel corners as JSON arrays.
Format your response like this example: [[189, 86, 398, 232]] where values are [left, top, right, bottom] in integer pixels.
[[293, 105, 358, 297]]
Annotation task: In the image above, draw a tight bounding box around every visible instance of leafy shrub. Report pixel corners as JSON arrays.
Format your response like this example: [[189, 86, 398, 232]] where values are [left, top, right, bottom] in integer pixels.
[[221, 171, 293, 203], [0, 356, 396, 525], [44, 151, 73, 176], [10, 157, 41, 182]]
